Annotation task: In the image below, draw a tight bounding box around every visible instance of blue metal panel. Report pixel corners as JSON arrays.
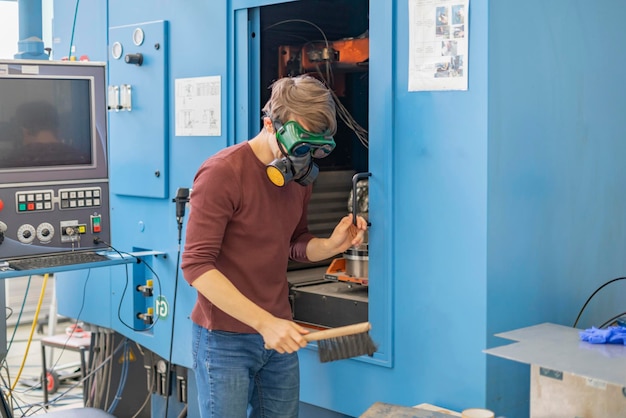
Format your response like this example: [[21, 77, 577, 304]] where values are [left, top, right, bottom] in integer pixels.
[[376, 0, 489, 414], [108, 20, 169, 198], [233, 8, 253, 144], [55, 268, 113, 329], [51, 0, 108, 61], [487, 2, 626, 417]]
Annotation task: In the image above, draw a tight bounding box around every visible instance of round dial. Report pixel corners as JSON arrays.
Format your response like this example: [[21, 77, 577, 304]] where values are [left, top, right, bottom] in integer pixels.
[[111, 42, 123, 60], [132, 28, 145, 46], [17, 224, 36, 244], [37, 222, 55, 243], [156, 359, 167, 374]]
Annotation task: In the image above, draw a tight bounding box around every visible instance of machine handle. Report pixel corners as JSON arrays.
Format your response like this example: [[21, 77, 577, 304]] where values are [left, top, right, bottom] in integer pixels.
[[351, 172, 371, 225], [304, 322, 371, 342]]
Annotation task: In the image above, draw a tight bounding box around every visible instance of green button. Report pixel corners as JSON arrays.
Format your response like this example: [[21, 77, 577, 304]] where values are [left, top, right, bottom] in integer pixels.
[[18, 203, 26, 211]]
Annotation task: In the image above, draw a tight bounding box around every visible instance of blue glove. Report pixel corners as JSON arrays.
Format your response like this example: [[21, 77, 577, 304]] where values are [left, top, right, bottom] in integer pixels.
[[579, 326, 626, 344]]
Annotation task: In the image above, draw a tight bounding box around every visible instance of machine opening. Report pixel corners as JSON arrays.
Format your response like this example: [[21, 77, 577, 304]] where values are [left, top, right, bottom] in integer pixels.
[[259, 0, 370, 329]]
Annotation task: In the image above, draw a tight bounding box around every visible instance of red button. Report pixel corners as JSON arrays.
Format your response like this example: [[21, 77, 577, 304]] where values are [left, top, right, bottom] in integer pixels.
[[94, 225, 101, 233], [27, 203, 35, 211], [0, 199, 3, 211]]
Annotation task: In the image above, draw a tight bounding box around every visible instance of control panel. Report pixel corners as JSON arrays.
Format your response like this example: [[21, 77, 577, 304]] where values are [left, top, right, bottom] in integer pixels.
[[0, 181, 111, 259]]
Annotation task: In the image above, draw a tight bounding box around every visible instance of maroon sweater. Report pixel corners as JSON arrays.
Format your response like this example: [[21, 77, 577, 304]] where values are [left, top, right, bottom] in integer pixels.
[[181, 142, 314, 333]]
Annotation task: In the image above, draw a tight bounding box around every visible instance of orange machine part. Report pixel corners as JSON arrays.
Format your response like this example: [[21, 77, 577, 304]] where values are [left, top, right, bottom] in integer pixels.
[[324, 257, 369, 286], [278, 37, 369, 96], [301, 37, 369, 70]]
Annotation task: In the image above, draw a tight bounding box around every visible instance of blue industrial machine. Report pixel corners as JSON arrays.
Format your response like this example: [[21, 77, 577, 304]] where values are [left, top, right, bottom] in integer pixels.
[[3, 1, 626, 418], [53, 2, 376, 417]]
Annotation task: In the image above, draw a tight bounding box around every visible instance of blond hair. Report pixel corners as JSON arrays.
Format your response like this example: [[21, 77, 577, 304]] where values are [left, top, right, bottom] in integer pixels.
[[262, 75, 337, 135]]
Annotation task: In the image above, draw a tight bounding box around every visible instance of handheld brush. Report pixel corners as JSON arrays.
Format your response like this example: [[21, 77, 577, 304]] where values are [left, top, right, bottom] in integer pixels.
[[305, 322, 377, 363]]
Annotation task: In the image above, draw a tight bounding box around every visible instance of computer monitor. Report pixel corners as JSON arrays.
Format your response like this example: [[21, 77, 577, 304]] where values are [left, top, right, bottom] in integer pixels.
[[0, 60, 111, 260]]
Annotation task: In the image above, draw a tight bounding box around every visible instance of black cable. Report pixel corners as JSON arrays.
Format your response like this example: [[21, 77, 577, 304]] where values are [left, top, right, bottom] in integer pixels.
[[44, 268, 92, 400], [26, 337, 125, 415], [165, 189, 190, 418], [5, 276, 33, 354], [5, 307, 12, 321], [0, 269, 102, 417], [598, 311, 626, 329], [164, 228, 185, 418], [573, 276, 626, 328], [95, 239, 163, 332], [0, 385, 11, 418], [0, 275, 34, 416]]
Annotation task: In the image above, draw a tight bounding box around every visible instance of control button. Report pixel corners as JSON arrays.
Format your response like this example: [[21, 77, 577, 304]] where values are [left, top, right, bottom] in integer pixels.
[[18, 203, 27, 212], [35, 193, 43, 201], [18, 195, 26, 203], [69, 191, 77, 199], [27, 203, 35, 211], [78, 191, 85, 198], [61, 191, 69, 199], [35, 203, 43, 210], [91, 215, 102, 233], [44, 202, 52, 210], [44, 193, 52, 200], [0, 199, 3, 212]]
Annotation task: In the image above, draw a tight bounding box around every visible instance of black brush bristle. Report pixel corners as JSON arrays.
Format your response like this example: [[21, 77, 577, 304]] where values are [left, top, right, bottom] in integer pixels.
[[317, 332, 377, 363]]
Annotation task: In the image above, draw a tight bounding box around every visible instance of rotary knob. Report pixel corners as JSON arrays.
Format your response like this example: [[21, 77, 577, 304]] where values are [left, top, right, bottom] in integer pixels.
[[17, 224, 36, 244], [124, 53, 143, 66], [37, 222, 54, 243]]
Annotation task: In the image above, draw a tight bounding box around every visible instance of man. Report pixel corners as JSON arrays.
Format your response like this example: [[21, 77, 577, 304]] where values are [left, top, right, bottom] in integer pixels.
[[181, 75, 367, 418]]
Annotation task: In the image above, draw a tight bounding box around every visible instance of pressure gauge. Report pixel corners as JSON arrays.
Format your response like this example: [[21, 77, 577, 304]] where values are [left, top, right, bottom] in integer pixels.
[[132, 28, 145, 46], [111, 42, 123, 60], [156, 359, 167, 374]]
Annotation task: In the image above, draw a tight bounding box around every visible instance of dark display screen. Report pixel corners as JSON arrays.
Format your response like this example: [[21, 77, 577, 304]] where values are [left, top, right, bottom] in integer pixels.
[[0, 77, 93, 169]]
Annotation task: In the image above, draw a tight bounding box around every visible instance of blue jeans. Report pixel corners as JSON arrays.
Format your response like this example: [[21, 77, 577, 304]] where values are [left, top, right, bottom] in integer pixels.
[[192, 323, 300, 418]]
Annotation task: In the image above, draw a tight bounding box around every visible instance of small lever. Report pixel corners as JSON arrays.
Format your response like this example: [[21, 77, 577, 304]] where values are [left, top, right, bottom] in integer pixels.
[[351, 172, 371, 226]]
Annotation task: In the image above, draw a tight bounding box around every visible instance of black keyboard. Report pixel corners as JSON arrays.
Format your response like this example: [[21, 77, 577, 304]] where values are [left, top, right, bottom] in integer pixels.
[[8, 251, 110, 271]]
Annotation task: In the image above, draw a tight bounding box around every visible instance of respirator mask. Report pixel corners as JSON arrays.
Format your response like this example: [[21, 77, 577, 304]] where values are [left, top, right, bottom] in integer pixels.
[[266, 120, 335, 187]]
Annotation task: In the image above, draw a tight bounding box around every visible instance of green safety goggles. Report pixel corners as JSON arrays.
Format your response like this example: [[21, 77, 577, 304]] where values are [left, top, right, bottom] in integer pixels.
[[275, 120, 336, 158]]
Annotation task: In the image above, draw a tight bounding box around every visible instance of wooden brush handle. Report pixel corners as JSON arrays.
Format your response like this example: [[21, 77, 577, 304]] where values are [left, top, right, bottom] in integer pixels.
[[304, 322, 371, 342]]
